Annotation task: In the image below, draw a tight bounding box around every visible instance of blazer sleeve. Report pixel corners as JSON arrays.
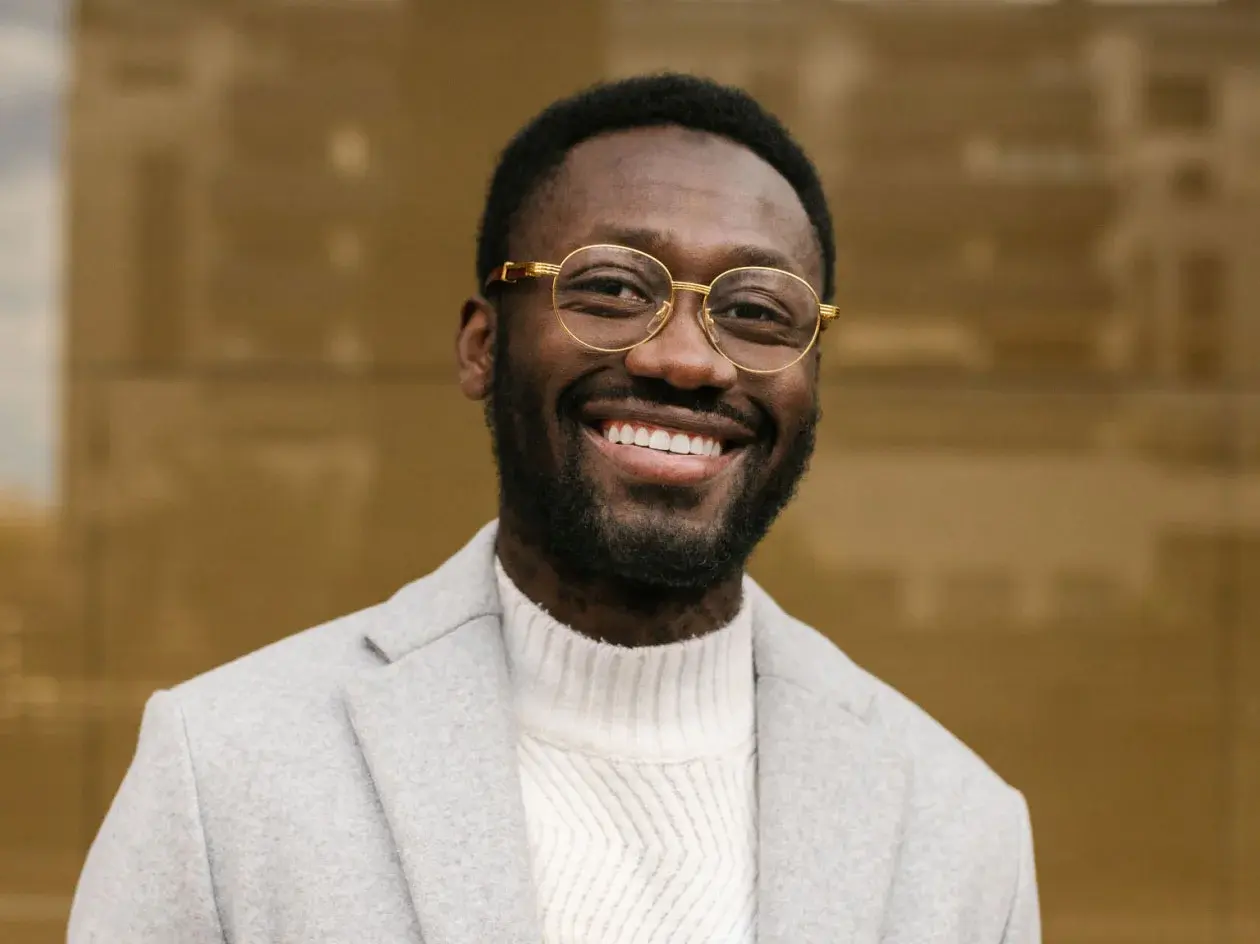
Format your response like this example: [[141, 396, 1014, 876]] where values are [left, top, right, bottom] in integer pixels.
[[68, 690, 225, 944], [1000, 791, 1042, 944]]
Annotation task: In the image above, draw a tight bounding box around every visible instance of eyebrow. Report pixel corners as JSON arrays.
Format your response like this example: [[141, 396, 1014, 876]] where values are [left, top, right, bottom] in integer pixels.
[[584, 225, 806, 279]]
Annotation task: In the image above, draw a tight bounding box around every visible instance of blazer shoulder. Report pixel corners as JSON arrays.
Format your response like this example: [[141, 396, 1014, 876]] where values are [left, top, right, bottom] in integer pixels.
[[863, 667, 1013, 798], [773, 613, 1016, 800]]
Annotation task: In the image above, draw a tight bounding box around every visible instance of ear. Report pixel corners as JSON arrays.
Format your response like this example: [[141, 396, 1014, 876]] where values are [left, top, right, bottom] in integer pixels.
[[457, 295, 496, 401]]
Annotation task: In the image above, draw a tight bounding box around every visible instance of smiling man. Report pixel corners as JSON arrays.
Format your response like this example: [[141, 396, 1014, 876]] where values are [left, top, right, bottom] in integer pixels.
[[70, 75, 1040, 944]]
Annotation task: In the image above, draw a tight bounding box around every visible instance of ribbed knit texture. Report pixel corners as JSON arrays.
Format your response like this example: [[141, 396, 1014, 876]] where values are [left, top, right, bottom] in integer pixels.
[[495, 561, 758, 944]]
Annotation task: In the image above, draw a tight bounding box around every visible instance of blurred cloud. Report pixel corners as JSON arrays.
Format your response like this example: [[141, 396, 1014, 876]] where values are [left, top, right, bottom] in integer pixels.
[[0, 10, 64, 502], [0, 21, 62, 94], [0, 92, 59, 173], [0, 0, 64, 31]]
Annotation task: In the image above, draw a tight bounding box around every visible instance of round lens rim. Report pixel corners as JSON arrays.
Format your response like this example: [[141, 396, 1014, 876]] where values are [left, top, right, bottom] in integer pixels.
[[551, 243, 674, 355], [702, 265, 823, 374]]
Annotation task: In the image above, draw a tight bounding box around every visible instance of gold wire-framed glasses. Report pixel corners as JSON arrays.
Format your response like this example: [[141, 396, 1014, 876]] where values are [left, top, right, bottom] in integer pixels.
[[485, 243, 838, 374]]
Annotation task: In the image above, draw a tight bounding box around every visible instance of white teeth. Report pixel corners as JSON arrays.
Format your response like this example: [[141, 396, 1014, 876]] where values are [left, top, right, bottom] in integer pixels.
[[602, 423, 725, 458], [648, 429, 672, 451]]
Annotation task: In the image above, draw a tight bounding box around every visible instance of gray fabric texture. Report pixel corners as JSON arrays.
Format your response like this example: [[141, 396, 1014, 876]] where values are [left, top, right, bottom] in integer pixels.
[[68, 521, 1040, 944]]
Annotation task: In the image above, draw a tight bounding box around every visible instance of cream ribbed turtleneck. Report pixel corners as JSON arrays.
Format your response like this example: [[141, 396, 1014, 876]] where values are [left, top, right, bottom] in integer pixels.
[[495, 560, 758, 944]]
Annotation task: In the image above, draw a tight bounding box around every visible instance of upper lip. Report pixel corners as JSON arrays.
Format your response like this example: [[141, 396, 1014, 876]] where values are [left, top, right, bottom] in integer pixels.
[[579, 401, 758, 446]]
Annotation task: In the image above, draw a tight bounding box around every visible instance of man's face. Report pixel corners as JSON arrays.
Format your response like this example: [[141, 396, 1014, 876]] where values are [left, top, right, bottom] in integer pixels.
[[472, 126, 821, 589]]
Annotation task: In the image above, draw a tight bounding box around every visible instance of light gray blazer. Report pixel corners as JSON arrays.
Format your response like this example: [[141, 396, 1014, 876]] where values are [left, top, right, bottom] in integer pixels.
[[69, 522, 1040, 944]]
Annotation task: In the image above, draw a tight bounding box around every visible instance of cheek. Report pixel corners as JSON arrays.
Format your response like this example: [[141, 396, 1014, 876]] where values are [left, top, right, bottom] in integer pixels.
[[502, 310, 591, 427], [501, 305, 558, 383], [761, 371, 818, 438]]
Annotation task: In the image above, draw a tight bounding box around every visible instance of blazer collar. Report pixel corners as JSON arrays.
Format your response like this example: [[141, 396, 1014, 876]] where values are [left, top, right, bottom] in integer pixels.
[[364, 520, 503, 664], [748, 585, 911, 943], [351, 521, 908, 944], [346, 523, 535, 944], [365, 519, 879, 718]]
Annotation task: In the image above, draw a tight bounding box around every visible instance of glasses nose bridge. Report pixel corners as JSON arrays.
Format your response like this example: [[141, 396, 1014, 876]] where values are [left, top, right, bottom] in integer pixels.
[[668, 278, 714, 326], [671, 278, 712, 303], [642, 276, 720, 355]]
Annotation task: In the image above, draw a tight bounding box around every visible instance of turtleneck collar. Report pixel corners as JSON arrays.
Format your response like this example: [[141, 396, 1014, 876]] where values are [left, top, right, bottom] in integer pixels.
[[494, 559, 755, 762]]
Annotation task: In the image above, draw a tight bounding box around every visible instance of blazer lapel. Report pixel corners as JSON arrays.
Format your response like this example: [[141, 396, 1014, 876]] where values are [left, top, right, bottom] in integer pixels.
[[341, 523, 911, 944], [343, 523, 541, 944], [752, 585, 913, 944]]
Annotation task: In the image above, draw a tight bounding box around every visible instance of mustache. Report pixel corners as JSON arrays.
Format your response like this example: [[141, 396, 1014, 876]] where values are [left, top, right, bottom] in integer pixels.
[[561, 377, 766, 435]]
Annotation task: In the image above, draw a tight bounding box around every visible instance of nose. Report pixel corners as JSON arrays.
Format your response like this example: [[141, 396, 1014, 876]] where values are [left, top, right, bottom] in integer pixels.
[[623, 289, 739, 391]]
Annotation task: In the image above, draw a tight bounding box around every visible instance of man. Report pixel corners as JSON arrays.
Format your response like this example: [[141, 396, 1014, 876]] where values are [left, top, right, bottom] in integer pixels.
[[70, 74, 1039, 943]]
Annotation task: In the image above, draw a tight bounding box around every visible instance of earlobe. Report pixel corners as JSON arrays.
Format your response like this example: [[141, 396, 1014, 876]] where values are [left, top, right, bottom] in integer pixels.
[[457, 296, 496, 401]]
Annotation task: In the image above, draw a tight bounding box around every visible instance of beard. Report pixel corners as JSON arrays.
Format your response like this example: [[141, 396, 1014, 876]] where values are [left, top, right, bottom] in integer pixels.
[[486, 323, 818, 590]]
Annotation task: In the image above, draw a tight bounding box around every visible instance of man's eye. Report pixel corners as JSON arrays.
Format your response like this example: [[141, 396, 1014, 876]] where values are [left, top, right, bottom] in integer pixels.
[[579, 277, 649, 302], [717, 302, 790, 325]]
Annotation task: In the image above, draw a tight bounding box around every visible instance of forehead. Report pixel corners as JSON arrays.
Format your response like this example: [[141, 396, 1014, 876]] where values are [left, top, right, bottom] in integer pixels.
[[522, 126, 821, 286]]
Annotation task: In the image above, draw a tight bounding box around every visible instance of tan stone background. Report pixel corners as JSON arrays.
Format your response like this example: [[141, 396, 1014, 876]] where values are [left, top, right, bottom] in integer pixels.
[[1, 1, 1257, 941]]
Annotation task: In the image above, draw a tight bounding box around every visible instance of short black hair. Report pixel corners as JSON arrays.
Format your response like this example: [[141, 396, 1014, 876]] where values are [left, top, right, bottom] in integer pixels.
[[476, 72, 835, 302]]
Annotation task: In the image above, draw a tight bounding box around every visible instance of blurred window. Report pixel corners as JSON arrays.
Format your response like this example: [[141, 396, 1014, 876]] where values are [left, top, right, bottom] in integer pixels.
[[1180, 250, 1226, 383], [325, 226, 364, 272], [1144, 73, 1214, 133], [328, 127, 371, 178], [1052, 571, 1125, 624], [1129, 248, 1157, 374], [1170, 161, 1215, 201], [114, 56, 184, 88], [939, 569, 1016, 627], [831, 569, 903, 627], [134, 149, 187, 368]]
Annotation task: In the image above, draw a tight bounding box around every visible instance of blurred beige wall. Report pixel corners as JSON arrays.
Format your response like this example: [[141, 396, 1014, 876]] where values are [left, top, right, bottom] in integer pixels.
[[1, 1, 1257, 942]]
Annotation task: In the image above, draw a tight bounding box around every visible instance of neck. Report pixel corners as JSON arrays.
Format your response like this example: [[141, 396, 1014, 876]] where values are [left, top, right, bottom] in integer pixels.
[[495, 522, 744, 647]]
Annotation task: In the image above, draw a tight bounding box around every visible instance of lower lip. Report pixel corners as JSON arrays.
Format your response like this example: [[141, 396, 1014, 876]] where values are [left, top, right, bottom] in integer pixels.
[[582, 426, 739, 487]]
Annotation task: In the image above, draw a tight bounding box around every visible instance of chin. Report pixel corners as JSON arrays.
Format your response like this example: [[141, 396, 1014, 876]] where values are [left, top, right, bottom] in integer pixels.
[[605, 480, 738, 526], [601, 503, 734, 551]]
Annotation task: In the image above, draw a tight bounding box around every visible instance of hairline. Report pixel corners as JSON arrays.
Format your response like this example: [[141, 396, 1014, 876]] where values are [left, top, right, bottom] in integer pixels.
[[504, 124, 828, 294]]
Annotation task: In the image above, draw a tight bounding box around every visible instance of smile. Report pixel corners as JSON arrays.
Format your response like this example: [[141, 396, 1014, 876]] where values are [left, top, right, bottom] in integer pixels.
[[600, 421, 724, 457], [582, 421, 740, 487]]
